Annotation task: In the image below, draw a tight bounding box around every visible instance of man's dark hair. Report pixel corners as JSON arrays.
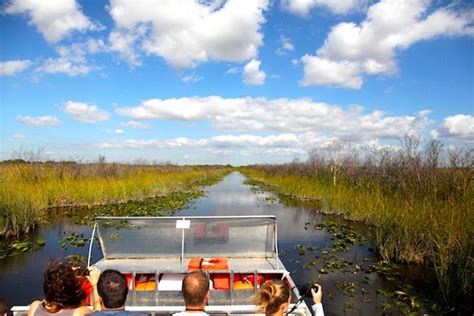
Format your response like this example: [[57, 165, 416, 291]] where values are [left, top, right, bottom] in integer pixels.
[[97, 270, 128, 309], [0, 298, 8, 315], [182, 271, 210, 307], [43, 259, 86, 308]]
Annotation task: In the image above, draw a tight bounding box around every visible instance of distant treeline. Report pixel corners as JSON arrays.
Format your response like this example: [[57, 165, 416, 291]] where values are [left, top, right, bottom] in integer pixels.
[[0, 158, 233, 169], [1, 159, 78, 164]]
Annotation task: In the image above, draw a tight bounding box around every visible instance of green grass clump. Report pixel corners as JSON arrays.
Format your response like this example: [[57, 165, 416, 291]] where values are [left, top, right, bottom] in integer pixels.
[[0, 162, 231, 238]]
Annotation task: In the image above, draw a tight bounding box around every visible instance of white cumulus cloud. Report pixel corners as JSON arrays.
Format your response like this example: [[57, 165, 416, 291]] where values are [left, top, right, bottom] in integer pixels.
[[63, 101, 111, 123], [115, 96, 433, 140], [300, 0, 474, 89], [12, 133, 25, 139], [0, 60, 32, 76], [16, 115, 62, 127], [4, 0, 99, 44], [107, 0, 268, 68], [281, 0, 368, 16], [35, 42, 103, 77], [300, 56, 363, 88], [93, 132, 345, 158], [122, 120, 152, 129], [226, 67, 239, 75], [199, 133, 299, 148], [36, 58, 91, 77], [181, 73, 203, 83], [438, 114, 474, 140], [277, 36, 295, 55], [243, 59, 266, 85]]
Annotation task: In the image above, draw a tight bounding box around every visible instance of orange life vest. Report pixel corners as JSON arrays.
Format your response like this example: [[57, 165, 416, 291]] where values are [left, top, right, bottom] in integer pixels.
[[134, 274, 157, 291], [188, 258, 229, 271]]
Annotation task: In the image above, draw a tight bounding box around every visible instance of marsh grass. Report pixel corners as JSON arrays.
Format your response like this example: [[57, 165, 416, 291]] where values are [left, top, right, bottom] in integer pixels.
[[240, 138, 473, 309], [0, 162, 230, 238]]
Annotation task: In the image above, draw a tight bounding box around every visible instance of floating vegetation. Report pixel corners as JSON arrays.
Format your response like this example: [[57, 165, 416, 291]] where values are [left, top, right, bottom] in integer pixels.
[[70, 190, 205, 228], [66, 254, 86, 266], [35, 236, 46, 246], [366, 260, 399, 278], [315, 223, 325, 230], [296, 244, 306, 256], [3, 240, 33, 257], [60, 232, 88, 250], [336, 281, 358, 297], [361, 296, 371, 303], [279, 248, 288, 257], [305, 243, 316, 251], [377, 287, 422, 314], [343, 298, 355, 313], [296, 221, 367, 274], [360, 287, 371, 303], [321, 255, 353, 273], [325, 221, 365, 251], [281, 214, 432, 314], [0, 237, 46, 259], [264, 195, 278, 204], [304, 221, 311, 230]]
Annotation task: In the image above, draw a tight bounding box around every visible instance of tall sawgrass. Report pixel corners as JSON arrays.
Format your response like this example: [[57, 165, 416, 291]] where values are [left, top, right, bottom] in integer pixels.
[[240, 138, 473, 308], [0, 162, 230, 238]]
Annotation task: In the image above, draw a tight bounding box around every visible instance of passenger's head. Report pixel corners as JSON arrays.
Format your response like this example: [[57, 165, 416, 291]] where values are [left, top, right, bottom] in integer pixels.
[[253, 280, 290, 315], [97, 270, 128, 309], [43, 259, 86, 310], [0, 298, 8, 316], [182, 270, 210, 308]]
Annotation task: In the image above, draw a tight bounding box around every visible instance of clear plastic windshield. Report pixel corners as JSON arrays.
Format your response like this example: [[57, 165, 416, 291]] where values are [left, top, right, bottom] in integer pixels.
[[95, 216, 277, 260]]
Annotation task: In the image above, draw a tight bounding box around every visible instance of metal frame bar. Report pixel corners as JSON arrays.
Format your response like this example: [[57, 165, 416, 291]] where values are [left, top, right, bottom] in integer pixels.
[[180, 217, 186, 269], [12, 305, 310, 316], [87, 222, 97, 267], [274, 219, 279, 269], [95, 215, 277, 220]]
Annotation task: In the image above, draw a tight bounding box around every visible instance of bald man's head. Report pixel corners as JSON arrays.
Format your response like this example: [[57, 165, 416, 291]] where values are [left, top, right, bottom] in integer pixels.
[[182, 270, 210, 307]]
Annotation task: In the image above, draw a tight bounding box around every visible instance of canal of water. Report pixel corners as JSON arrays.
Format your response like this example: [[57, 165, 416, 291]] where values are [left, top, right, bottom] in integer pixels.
[[0, 172, 430, 315]]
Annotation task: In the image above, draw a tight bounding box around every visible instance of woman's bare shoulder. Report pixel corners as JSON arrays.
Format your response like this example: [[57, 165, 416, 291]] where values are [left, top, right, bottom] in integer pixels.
[[73, 305, 93, 315], [27, 301, 42, 316]]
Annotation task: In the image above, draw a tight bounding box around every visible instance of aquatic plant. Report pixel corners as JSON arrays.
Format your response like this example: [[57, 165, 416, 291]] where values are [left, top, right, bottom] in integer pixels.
[[291, 219, 431, 314], [66, 254, 86, 266], [60, 232, 88, 250], [69, 189, 205, 228], [0, 237, 45, 259]]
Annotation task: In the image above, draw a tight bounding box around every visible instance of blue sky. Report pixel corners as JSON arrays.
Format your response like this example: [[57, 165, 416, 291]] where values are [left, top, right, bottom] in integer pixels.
[[1, 0, 473, 165]]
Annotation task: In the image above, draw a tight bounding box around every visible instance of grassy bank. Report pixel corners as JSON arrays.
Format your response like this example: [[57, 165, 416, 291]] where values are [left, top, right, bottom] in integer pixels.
[[240, 139, 473, 309], [0, 162, 231, 238]]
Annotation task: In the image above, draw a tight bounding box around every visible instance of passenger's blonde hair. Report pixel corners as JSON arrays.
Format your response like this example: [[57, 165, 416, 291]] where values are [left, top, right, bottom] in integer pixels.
[[253, 280, 290, 315]]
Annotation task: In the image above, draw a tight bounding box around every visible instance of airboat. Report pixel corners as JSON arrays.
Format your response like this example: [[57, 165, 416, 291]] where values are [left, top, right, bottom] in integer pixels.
[[14, 215, 312, 315]]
